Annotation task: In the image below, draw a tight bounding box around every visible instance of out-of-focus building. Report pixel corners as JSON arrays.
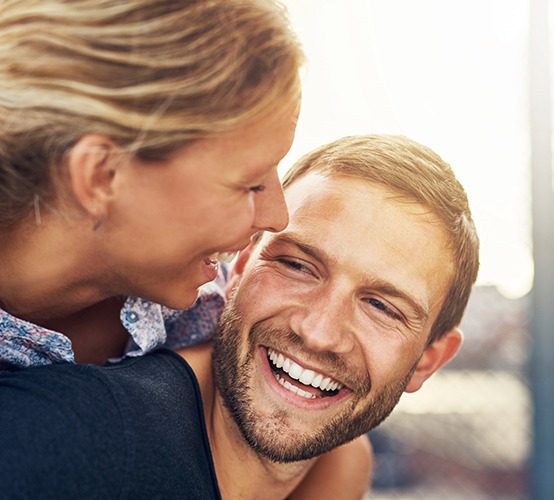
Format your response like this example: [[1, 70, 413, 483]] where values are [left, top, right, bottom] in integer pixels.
[[368, 286, 531, 499]]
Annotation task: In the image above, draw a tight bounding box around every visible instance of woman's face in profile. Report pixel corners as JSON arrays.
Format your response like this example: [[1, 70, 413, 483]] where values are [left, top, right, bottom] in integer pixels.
[[103, 100, 300, 309]]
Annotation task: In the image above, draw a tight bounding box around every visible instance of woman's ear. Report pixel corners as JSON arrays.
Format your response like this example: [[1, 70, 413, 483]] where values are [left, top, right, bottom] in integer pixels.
[[66, 134, 119, 221], [405, 328, 463, 393], [224, 241, 256, 299]]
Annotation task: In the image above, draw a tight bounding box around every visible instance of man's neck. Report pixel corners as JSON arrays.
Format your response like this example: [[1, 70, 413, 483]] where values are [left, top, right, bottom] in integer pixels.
[[178, 344, 314, 500]]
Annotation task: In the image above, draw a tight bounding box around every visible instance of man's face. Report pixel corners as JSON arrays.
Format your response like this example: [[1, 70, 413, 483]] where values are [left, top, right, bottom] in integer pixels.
[[212, 172, 455, 462]]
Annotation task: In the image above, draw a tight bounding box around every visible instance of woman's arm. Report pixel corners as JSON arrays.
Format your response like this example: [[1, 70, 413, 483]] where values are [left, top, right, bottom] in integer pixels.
[[289, 435, 373, 500]]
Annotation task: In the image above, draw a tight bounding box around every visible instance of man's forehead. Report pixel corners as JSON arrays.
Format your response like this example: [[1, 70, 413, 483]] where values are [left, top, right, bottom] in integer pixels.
[[282, 171, 444, 232], [283, 172, 355, 215], [282, 173, 409, 237], [251, 171, 455, 319], [282, 171, 419, 219]]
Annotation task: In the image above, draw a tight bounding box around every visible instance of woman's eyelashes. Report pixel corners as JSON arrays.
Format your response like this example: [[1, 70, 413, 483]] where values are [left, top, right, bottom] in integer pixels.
[[248, 184, 265, 193]]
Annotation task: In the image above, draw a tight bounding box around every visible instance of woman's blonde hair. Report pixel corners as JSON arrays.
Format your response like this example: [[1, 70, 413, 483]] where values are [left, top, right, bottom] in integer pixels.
[[282, 134, 480, 345], [0, 0, 303, 226]]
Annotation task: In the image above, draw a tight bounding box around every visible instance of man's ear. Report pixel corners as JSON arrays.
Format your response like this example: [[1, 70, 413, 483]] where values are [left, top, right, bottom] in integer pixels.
[[224, 241, 256, 299], [404, 327, 463, 393], [67, 134, 119, 221]]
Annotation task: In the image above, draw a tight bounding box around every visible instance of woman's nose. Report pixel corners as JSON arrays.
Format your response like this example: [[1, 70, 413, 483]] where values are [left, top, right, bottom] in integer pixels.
[[252, 173, 289, 233]]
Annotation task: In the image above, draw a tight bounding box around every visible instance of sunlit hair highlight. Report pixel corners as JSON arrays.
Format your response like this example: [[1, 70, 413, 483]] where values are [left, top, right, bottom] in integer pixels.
[[0, 0, 303, 226]]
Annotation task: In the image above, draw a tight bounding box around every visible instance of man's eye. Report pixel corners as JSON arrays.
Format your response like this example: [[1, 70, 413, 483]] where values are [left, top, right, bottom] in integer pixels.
[[249, 185, 265, 193], [277, 258, 309, 273], [366, 297, 401, 320]]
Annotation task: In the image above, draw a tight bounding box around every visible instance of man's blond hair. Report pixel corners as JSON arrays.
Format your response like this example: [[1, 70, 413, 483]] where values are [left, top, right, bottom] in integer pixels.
[[283, 134, 480, 344]]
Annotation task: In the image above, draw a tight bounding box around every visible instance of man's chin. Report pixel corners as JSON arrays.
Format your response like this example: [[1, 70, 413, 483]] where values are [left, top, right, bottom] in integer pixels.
[[211, 299, 411, 463], [233, 407, 361, 463]]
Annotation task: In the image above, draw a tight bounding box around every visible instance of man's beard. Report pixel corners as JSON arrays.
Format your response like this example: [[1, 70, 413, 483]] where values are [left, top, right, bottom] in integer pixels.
[[212, 294, 417, 463]]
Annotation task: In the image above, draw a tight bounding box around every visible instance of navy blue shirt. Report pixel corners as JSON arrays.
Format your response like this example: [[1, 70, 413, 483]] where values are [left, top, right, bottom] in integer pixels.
[[0, 349, 221, 500]]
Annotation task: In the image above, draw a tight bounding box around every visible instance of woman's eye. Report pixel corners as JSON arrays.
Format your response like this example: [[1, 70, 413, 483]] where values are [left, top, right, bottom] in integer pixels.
[[249, 184, 265, 193]]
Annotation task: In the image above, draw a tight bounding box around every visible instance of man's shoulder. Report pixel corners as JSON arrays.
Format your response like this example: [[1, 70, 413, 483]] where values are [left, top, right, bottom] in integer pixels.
[[174, 342, 214, 402], [103, 349, 221, 499], [0, 350, 195, 421], [0, 349, 221, 499], [105, 347, 194, 378]]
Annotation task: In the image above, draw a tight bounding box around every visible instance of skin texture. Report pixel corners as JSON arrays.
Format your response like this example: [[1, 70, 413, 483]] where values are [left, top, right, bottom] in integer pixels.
[[65, 99, 299, 310], [180, 172, 462, 499], [0, 101, 298, 363], [84, 102, 299, 310]]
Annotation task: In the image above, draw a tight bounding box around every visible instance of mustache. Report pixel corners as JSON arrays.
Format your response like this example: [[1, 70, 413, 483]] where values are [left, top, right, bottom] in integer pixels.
[[250, 323, 342, 365], [216, 301, 371, 394], [251, 323, 372, 394]]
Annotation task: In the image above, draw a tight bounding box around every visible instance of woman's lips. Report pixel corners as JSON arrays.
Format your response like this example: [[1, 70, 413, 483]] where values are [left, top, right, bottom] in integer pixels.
[[201, 251, 238, 280]]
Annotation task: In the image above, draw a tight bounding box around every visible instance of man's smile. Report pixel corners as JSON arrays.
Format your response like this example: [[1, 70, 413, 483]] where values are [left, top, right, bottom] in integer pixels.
[[259, 346, 352, 408], [268, 347, 344, 397]]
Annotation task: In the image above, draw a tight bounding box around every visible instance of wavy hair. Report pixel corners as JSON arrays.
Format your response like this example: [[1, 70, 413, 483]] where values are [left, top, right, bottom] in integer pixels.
[[0, 0, 303, 226]]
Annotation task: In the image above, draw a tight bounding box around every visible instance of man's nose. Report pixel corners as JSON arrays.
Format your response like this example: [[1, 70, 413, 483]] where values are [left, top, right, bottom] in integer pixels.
[[252, 172, 289, 233], [290, 291, 356, 354]]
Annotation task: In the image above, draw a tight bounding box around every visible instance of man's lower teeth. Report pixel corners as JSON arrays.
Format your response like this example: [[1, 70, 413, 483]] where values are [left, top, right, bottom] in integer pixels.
[[274, 373, 317, 399]]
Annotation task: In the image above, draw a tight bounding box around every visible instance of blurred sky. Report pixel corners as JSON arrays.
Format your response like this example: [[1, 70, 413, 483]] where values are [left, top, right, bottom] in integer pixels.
[[279, 0, 537, 299]]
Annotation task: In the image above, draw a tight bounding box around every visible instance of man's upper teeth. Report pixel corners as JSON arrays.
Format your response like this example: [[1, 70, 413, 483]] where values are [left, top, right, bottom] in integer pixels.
[[267, 348, 343, 392], [209, 252, 237, 263]]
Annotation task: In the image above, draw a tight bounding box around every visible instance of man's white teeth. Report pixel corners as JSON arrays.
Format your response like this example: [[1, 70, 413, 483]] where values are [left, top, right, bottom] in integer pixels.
[[275, 375, 316, 399], [267, 348, 343, 392], [209, 251, 237, 264]]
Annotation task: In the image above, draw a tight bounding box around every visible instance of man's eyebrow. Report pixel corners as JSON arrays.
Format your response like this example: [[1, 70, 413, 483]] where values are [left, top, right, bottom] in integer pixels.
[[270, 233, 325, 263], [271, 233, 430, 322], [362, 279, 430, 323]]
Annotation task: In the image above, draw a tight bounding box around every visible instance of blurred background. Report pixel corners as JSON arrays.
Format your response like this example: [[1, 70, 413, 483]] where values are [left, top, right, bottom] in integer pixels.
[[279, 1, 554, 498]]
